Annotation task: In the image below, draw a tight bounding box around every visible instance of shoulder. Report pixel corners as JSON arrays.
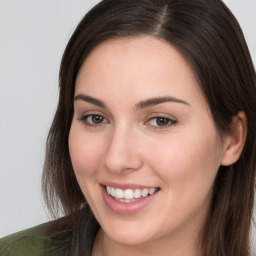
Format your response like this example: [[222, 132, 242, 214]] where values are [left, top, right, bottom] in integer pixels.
[[0, 220, 60, 256], [0, 207, 98, 256]]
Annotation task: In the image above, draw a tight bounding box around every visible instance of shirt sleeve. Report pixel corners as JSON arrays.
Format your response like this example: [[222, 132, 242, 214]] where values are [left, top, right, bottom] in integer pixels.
[[0, 223, 50, 256]]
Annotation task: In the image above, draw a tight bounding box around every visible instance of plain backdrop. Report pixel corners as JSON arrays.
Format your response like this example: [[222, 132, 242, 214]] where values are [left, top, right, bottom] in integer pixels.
[[0, 0, 255, 242]]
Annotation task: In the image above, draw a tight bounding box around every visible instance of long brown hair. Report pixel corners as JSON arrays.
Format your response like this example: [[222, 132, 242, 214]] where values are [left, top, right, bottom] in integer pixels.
[[42, 0, 256, 255]]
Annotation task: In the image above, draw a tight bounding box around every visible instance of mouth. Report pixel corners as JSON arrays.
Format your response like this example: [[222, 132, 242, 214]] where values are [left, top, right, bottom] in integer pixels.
[[104, 185, 160, 203], [101, 184, 160, 215]]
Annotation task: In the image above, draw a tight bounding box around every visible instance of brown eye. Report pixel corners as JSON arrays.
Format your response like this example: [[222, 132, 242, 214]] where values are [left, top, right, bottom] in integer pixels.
[[148, 116, 177, 128], [80, 114, 108, 126], [91, 115, 104, 124], [156, 117, 170, 126]]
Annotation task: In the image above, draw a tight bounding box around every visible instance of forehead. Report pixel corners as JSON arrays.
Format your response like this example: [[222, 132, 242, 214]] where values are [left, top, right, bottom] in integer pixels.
[[77, 35, 194, 81], [75, 36, 205, 108]]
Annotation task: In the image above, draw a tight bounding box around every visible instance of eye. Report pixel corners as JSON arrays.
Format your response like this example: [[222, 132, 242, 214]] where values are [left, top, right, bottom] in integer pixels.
[[79, 114, 108, 126], [147, 116, 177, 128]]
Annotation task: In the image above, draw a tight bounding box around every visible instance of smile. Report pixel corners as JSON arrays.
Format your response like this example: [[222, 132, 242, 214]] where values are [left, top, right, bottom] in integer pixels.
[[101, 183, 160, 215], [105, 186, 159, 203]]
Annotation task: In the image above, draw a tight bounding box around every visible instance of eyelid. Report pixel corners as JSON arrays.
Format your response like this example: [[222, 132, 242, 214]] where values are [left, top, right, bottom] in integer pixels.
[[144, 115, 177, 129], [78, 113, 110, 127], [76, 111, 177, 129]]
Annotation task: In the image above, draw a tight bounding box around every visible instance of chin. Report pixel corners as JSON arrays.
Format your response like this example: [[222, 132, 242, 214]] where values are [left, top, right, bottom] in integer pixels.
[[99, 217, 160, 246], [106, 229, 155, 246]]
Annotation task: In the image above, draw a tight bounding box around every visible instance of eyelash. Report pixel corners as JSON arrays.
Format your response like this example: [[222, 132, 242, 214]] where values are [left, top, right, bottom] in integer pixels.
[[145, 116, 177, 129], [78, 114, 177, 129], [78, 114, 109, 127]]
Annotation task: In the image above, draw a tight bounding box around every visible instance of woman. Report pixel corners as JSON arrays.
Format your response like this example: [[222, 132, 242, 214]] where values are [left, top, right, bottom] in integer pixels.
[[1, 0, 256, 255]]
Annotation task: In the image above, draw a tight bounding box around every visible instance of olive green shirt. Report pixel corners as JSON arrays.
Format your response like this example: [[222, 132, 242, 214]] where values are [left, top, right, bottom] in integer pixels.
[[0, 222, 56, 256], [0, 208, 99, 256]]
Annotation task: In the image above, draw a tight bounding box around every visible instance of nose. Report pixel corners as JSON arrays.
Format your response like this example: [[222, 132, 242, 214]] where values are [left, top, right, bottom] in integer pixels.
[[103, 125, 143, 174]]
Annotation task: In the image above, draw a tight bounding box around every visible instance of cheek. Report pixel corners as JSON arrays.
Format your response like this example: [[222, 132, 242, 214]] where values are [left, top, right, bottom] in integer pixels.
[[147, 130, 221, 196], [68, 125, 105, 179]]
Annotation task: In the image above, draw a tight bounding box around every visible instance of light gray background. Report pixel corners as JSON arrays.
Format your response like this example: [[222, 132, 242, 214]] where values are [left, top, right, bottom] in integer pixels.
[[0, 0, 255, 241]]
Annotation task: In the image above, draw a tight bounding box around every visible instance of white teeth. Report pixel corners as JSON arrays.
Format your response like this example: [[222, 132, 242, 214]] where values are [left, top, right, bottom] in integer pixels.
[[115, 188, 124, 199], [106, 186, 111, 194], [149, 188, 156, 195], [106, 186, 158, 201], [142, 188, 149, 197], [118, 198, 136, 203], [134, 189, 142, 199], [124, 189, 134, 200], [111, 187, 115, 197]]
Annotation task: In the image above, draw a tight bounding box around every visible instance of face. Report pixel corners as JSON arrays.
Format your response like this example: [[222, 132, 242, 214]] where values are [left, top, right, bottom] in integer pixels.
[[69, 36, 227, 247]]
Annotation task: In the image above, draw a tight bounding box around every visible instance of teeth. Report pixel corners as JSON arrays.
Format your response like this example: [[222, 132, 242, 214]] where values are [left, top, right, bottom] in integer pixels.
[[115, 188, 124, 199], [149, 188, 156, 195], [134, 189, 141, 199], [106, 186, 111, 194], [106, 186, 158, 201], [111, 187, 115, 197], [118, 198, 136, 203], [142, 188, 149, 197], [124, 189, 133, 200]]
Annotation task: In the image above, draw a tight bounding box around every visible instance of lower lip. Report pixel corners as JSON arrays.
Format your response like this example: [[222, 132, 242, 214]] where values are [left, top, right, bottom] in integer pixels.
[[101, 186, 159, 215]]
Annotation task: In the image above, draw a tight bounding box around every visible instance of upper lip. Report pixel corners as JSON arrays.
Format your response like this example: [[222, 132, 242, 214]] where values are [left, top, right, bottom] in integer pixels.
[[100, 182, 159, 190]]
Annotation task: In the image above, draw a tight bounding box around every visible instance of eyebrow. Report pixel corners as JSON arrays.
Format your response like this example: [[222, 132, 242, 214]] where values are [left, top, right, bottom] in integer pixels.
[[73, 94, 189, 109], [74, 94, 106, 108], [135, 96, 189, 109]]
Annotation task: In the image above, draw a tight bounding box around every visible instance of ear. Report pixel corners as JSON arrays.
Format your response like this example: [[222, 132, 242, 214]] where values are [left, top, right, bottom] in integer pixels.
[[221, 111, 248, 166]]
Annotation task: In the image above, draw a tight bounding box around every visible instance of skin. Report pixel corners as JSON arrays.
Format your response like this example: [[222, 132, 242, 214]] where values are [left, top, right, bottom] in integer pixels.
[[68, 36, 246, 256]]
